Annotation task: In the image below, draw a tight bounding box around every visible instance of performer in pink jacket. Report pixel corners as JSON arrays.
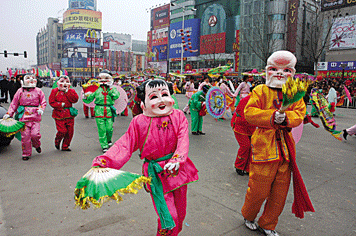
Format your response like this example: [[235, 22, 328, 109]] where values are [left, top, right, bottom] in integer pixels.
[[182, 77, 196, 114], [91, 79, 199, 236], [3, 73, 47, 160]]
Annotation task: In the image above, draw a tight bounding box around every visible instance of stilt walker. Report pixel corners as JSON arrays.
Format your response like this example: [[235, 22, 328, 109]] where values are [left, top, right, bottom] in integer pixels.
[[49, 75, 79, 151], [241, 51, 314, 236], [88, 79, 199, 236], [3, 73, 47, 161], [83, 70, 120, 153]]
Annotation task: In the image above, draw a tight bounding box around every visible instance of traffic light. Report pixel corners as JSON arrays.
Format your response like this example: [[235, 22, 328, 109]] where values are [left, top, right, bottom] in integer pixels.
[[24, 51, 27, 58], [13, 53, 19, 56], [4, 50, 7, 57]]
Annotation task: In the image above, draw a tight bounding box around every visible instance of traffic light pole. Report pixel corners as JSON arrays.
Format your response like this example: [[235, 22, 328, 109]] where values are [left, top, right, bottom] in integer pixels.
[[1, 51, 27, 58]]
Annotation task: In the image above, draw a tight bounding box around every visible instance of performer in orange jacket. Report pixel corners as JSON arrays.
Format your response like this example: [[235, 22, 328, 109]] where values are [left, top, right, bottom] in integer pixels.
[[49, 75, 79, 151], [241, 51, 314, 236], [230, 94, 256, 176]]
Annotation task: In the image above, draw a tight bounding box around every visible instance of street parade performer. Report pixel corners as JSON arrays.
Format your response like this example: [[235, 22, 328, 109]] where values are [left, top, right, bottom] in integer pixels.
[[83, 70, 120, 153], [182, 76, 196, 114], [241, 51, 314, 236], [90, 79, 199, 236], [49, 75, 79, 151], [230, 94, 256, 176], [189, 85, 210, 135], [3, 73, 47, 160]]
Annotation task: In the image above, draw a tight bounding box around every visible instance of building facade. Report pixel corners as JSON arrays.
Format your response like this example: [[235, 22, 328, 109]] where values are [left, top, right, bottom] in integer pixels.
[[36, 17, 63, 71]]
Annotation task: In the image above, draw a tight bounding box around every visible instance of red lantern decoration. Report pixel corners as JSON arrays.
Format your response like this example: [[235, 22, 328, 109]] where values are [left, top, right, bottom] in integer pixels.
[[181, 37, 185, 40], [186, 30, 190, 33], [187, 34, 190, 37], [188, 42, 191, 45], [181, 33, 184, 36], [185, 48, 188, 51], [180, 29, 183, 32], [188, 38, 191, 41], [189, 46, 192, 49]]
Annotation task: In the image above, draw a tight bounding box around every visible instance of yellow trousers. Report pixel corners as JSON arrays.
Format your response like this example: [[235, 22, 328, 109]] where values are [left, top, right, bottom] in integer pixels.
[[241, 160, 291, 230]]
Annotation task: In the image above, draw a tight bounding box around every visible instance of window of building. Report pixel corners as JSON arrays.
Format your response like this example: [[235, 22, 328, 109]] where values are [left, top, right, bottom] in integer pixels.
[[253, 1, 260, 13], [268, 33, 284, 40], [270, 14, 285, 20], [58, 44, 61, 50], [57, 27, 61, 33], [244, 4, 251, 15], [58, 53, 61, 59], [58, 36, 61, 40]]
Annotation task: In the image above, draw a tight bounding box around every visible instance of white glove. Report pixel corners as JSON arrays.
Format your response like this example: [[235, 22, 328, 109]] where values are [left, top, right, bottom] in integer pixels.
[[65, 87, 69, 93], [37, 109, 44, 115], [61, 102, 65, 107], [164, 162, 180, 173], [274, 111, 286, 124], [2, 114, 10, 120]]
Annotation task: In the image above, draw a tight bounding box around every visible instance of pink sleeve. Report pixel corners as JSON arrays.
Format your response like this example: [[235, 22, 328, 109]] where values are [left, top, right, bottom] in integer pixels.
[[223, 84, 234, 97], [169, 111, 189, 164], [7, 89, 22, 116], [92, 118, 140, 169], [38, 89, 47, 110], [233, 82, 244, 97]]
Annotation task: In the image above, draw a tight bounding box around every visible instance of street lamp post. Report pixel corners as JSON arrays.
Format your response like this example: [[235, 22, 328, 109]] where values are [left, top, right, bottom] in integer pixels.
[[340, 63, 347, 82]]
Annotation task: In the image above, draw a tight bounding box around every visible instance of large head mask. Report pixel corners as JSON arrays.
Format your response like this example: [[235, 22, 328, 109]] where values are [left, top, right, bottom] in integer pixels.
[[265, 50, 297, 88], [57, 75, 71, 91], [98, 70, 113, 87], [137, 79, 175, 117], [22, 73, 37, 88]]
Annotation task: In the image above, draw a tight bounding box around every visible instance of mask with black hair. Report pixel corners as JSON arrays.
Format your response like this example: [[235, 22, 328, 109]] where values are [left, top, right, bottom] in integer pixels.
[[21, 73, 37, 88], [98, 70, 113, 87], [136, 79, 175, 117]]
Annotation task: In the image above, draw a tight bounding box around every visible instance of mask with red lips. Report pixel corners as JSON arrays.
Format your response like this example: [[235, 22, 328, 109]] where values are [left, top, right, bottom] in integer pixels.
[[140, 80, 175, 117], [57, 75, 71, 91], [265, 50, 297, 89], [22, 74, 37, 88]]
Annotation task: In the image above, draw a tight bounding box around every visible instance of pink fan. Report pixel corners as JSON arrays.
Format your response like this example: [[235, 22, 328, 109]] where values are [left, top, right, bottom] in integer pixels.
[[113, 85, 128, 114]]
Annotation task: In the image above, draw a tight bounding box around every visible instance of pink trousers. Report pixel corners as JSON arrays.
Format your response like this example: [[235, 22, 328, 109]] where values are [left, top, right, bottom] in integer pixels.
[[152, 185, 187, 236], [21, 121, 41, 157], [346, 124, 356, 135]]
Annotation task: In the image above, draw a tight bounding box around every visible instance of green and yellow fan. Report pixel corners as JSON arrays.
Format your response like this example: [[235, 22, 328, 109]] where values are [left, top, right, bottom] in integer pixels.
[[0, 118, 25, 137], [74, 167, 151, 210]]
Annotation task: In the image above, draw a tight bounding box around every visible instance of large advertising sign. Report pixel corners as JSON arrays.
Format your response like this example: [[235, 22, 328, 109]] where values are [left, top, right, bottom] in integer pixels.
[[63, 29, 100, 48], [86, 58, 106, 68], [152, 27, 169, 46], [200, 32, 226, 55], [151, 4, 170, 30], [169, 18, 201, 59], [286, 0, 300, 53], [321, 0, 356, 11], [63, 9, 102, 30], [103, 33, 132, 51], [328, 61, 356, 70], [318, 70, 356, 78], [152, 44, 168, 61], [200, 4, 227, 36], [148, 61, 168, 73], [68, 0, 97, 11], [61, 57, 87, 68], [329, 15, 356, 50]]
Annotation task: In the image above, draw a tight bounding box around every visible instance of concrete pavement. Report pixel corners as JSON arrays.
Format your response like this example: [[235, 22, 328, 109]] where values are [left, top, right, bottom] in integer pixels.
[[0, 87, 355, 236]]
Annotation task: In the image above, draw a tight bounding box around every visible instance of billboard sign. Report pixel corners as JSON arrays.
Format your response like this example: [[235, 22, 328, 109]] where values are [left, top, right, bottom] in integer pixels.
[[103, 33, 132, 51], [317, 62, 328, 71], [286, 0, 300, 53], [148, 61, 168, 73], [200, 32, 226, 55], [321, 0, 356, 11], [169, 18, 201, 59], [151, 44, 168, 61], [152, 27, 169, 46], [68, 0, 97, 10], [329, 15, 356, 50], [328, 61, 356, 70], [151, 4, 170, 30], [201, 4, 226, 36], [86, 58, 106, 67], [63, 9, 102, 30], [63, 29, 100, 48], [61, 57, 87, 68]]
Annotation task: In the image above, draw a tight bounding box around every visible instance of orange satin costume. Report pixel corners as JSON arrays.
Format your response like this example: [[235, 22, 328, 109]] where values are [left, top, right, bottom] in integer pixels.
[[241, 84, 306, 230]]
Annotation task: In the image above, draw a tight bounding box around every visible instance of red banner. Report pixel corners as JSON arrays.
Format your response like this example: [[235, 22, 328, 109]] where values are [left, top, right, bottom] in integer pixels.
[[317, 70, 356, 79], [200, 32, 226, 55], [86, 58, 106, 67], [234, 30, 240, 72]]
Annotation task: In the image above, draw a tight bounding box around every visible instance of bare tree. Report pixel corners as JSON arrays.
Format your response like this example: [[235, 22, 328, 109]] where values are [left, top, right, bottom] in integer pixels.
[[296, 0, 340, 74]]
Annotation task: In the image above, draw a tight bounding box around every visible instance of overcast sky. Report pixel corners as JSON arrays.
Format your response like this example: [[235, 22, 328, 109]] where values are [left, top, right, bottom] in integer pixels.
[[0, 0, 169, 74]]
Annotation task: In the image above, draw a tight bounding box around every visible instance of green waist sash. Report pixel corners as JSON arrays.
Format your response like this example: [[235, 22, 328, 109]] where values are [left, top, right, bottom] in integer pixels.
[[64, 107, 78, 117], [144, 153, 175, 230]]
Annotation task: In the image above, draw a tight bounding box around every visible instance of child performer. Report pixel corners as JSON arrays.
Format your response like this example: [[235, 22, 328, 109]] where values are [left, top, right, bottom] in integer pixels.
[[49, 75, 79, 151], [91, 79, 199, 236], [241, 51, 314, 236], [189, 85, 210, 135], [230, 95, 256, 176], [3, 73, 47, 161], [83, 70, 120, 153]]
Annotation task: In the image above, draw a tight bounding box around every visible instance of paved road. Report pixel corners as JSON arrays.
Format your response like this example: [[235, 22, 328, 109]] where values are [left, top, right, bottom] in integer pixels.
[[0, 87, 355, 236]]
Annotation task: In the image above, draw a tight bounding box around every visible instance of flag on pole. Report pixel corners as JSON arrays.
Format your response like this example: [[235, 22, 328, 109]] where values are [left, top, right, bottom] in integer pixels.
[[8, 68, 12, 77], [64, 69, 68, 76], [13, 70, 18, 77]]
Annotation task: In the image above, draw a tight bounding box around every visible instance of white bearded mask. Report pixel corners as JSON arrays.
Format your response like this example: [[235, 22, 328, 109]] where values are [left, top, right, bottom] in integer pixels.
[[98, 72, 113, 87], [265, 50, 297, 88], [141, 80, 175, 117], [57, 76, 71, 91], [22, 74, 37, 88]]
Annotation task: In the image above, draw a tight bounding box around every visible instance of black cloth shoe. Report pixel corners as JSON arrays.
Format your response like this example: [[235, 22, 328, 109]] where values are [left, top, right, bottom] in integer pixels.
[[85, 116, 89, 118], [236, 168, 245, 176], [22, 156, 30, 161], [343, 129, 348, 140], [192, 132, 199, 135], [108, 141, 113, 147], [55, 144, 60, 150], [102, 148, 108, 153], [62, 148, 71, 151], [35, 147, 42, 153], [198, 131, 205, 135]]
